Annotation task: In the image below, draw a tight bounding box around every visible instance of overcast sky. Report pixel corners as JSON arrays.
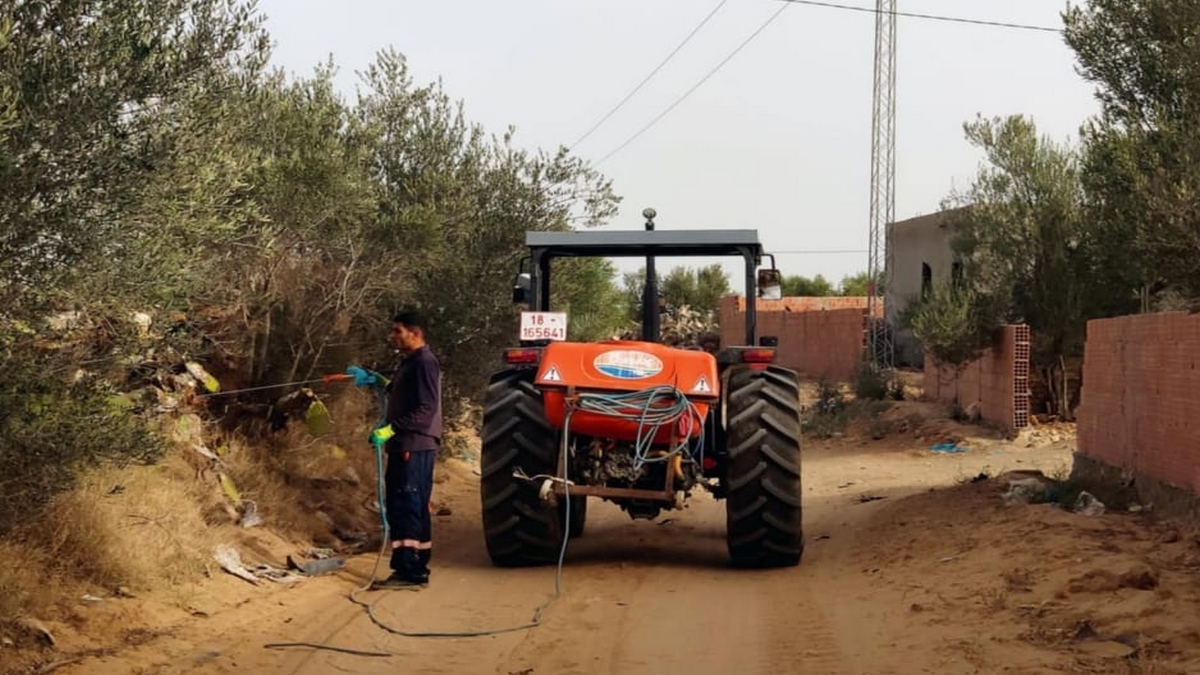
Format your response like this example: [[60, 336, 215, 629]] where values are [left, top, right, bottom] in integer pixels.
[[257, 0, 1099, 288]]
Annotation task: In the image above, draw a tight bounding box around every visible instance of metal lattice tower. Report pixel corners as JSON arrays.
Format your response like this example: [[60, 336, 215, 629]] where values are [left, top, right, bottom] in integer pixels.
[[867, 0, 896, 369]]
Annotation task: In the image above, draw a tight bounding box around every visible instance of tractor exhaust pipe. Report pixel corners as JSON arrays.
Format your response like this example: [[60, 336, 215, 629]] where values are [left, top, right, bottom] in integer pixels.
[[641, 207, 660, 343]]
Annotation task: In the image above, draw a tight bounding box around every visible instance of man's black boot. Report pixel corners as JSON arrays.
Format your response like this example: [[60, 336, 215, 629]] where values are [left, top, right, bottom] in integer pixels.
[[374, 547, 428, 589], [418, 549, 432, 579]]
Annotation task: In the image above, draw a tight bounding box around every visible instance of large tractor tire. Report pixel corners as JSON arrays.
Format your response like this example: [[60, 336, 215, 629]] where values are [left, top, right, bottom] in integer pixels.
[[480, 370, 565, 567], [723, 365, 804, 568]]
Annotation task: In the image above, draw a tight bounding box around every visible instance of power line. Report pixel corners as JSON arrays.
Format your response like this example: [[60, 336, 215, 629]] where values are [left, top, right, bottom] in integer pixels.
[[570, 0, 731, 150], [594, 2, 791, 165], [776, 0, 1063, 33]]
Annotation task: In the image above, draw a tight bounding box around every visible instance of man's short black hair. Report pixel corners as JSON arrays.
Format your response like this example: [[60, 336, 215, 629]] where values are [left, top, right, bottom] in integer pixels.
[[392, 308, 428, 332]]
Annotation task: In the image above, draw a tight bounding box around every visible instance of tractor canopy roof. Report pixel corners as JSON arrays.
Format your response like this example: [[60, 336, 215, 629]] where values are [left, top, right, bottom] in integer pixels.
[[525, 229, 766, 261]]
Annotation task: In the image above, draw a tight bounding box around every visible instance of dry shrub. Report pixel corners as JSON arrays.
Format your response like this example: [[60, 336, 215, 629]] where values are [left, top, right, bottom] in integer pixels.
[[21, 454, 218, 594], [0, 387, 402, 631], [0, 539, 54, 623], [217, 391, 385, 544]]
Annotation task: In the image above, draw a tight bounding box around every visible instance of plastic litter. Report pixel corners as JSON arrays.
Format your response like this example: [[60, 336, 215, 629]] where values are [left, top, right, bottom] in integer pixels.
[[1002, 475, 1060, 505], [1073, 490, 1106, 516], [288, 555, 345, 576]]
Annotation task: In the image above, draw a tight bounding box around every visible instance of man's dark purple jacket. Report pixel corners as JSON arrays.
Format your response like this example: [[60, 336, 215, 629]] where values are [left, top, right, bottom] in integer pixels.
[[386, 345, 442, 452]]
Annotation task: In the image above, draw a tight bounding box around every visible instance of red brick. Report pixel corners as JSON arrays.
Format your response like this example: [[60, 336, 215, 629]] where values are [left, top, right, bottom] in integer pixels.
[[719, 297, 871, 381], [1078, 312, 1200, 494], [924, 324, 1028, 430]]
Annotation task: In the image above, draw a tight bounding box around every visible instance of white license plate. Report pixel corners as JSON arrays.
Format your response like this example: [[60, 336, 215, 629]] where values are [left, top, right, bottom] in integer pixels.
[[519, 311, 568, 341]]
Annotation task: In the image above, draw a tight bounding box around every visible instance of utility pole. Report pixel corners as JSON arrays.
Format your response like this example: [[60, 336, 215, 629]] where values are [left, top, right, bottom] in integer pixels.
[[867, 0, 896, 370]]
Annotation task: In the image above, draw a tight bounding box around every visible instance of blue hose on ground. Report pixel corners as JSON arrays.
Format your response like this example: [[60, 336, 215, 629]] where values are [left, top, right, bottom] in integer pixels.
[[344, 389, 570, 638], [265, 381, 697, 651], [265, 387, 571, 655]]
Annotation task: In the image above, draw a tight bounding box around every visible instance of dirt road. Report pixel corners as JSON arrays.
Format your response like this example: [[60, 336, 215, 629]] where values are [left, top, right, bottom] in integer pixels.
[[52, 417, 1200, 675]]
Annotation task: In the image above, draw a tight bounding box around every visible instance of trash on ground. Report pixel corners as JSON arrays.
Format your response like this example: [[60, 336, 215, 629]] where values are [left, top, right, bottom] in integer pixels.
[[287, 554, 345, 577], [214, 545, 305, 585], [1001, 471, 1062, 505], [213, 545, 260, 585], [1073, 490, 1106, 516]]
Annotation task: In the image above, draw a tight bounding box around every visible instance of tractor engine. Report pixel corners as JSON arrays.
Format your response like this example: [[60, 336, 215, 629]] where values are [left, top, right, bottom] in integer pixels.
[[531, 340, 718, 520], [569, 435, 702, 520]]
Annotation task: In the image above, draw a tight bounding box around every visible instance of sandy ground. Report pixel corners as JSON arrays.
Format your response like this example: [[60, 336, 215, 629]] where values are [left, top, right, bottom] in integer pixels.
[[21, 407, 1200, 675]]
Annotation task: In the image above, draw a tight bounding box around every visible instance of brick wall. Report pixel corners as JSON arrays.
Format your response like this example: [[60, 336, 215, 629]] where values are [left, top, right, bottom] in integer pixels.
[[923, 324, 1031, 430], [1077, 313, 1200, 495], [722, 296, 871, 315], [718, 296, 876, 381]]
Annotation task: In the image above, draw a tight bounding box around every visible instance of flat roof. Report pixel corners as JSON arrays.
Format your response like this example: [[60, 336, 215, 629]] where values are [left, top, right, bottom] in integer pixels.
[[887, 206, 972, 234], [525, 229, 763, 258]]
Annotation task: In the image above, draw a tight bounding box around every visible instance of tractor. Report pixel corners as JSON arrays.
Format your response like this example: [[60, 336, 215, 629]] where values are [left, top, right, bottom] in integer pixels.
[[479, 208, 803, 569]]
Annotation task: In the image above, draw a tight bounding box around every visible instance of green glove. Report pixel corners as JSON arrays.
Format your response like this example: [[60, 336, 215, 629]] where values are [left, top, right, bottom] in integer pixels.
[[370, 424, 395, 446]]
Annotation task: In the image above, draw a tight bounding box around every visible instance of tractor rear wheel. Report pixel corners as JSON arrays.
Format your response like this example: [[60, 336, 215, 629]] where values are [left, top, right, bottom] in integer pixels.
[[479, 370, 565, 567], [723, 365, 804, 568]]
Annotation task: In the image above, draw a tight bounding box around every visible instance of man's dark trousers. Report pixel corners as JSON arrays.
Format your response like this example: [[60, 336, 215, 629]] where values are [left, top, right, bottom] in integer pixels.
[[385, 446, 435, 576]]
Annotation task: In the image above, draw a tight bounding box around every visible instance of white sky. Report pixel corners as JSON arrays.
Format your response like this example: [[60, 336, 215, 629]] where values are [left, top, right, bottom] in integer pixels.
[[257, 0, 1099, 289]]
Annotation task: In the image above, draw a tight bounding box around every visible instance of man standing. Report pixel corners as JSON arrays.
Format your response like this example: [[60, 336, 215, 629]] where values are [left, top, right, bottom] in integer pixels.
[[352, 309, 443, 588]]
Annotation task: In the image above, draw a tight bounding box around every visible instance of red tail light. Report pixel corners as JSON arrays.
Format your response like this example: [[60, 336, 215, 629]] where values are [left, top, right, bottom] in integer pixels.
[[504, 348, 542, 364], [741, 348, 775, 363]]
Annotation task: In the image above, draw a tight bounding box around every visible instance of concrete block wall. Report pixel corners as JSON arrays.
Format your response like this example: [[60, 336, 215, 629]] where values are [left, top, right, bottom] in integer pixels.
[[718, 296, 875, 382], [1076, 312, 1200, 495], [923, 325, 1031, 430]]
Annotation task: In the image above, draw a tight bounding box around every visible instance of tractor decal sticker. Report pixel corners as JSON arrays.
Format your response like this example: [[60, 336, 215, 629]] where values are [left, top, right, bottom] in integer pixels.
[[593, 350, 664, 380], [542, 365, 562, 382], [692, 375, 712, 393]]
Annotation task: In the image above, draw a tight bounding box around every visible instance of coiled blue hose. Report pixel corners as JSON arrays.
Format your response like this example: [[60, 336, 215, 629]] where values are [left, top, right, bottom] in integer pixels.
[[574, 385, 705, 470]]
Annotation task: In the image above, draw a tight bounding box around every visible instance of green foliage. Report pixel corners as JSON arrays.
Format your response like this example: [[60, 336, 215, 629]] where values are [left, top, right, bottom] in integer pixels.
[[853, 362, 890, 401], [777, 272, 877, 297], [0, 0, 268, 291], [1064, 0, 1200, 301], [0, 17, 13, 142], [903, 280, 1005, 367], [550, 258, 628, 341], [838, 271, 874, 296], [353, 49, 619, 404], [661, 264, 731, 314], [804, 381, 850, 438], [622, 264, 731, 322], [0, 343, 164, 534], [929, 114, 1139, 417], [781, 274, 835, 297], [946, 115, 1140, 352], [0, 0, 622, 530]]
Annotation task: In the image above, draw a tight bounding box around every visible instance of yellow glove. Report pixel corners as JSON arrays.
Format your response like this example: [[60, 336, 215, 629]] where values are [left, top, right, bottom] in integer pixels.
[[370, 424, 395, 446]]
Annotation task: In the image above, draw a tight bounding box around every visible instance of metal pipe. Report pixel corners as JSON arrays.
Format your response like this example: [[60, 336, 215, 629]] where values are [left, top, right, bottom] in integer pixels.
[[641, 208, 660, 342]]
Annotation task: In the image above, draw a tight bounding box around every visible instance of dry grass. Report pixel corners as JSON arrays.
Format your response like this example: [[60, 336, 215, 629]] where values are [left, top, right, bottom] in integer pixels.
[[0, 450, 220, 661], [214, 392, 383, 543], [24, 455, 219, 593], [0, 539, 55, 623], [0, 387, 398, 659]]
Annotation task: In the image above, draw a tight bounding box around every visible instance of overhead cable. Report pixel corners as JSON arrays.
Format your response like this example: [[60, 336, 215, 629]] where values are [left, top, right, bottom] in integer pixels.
[[776, 0, 1063, 33], [595, 2, 791, 165], [570, 0, 732, 150]]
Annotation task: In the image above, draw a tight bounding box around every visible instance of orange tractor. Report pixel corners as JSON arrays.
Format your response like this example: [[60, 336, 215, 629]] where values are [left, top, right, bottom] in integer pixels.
[[480, 209, 803, 569]]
